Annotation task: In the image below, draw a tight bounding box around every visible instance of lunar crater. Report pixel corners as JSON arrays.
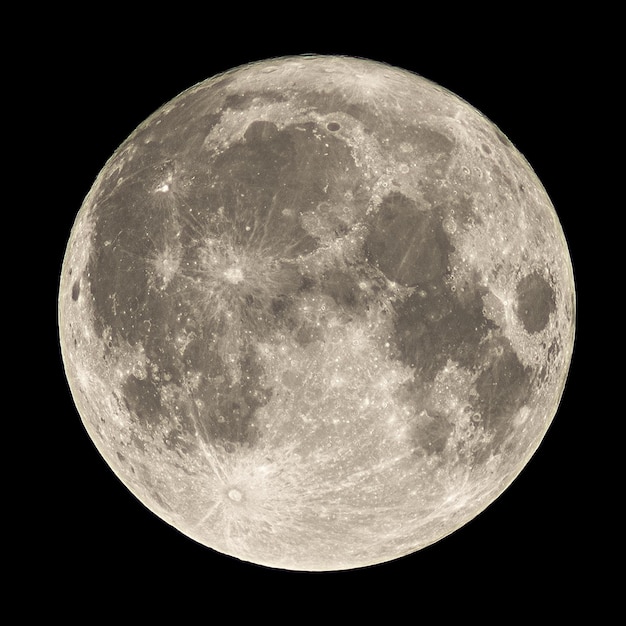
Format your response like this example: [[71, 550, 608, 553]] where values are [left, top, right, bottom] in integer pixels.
[[59, 55, 575, 572]]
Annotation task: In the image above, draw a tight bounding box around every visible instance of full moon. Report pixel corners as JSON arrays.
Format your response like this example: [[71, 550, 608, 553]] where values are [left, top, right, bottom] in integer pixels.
[[59, 55, 575, 571]]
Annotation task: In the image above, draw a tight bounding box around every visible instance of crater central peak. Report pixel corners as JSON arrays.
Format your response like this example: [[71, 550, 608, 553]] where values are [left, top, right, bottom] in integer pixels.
[[224, 266, 244, 285]]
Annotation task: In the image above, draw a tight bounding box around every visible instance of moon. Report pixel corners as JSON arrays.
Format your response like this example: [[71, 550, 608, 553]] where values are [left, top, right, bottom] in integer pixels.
[[58, 55, 575, 571]]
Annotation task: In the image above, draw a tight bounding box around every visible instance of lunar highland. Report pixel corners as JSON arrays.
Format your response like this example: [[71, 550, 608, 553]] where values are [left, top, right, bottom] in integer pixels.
[[59, 55, 575, 571]]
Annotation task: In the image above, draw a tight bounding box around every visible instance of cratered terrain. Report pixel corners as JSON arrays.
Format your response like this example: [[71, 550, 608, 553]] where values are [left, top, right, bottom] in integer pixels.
[[58, 55, 575, 571]]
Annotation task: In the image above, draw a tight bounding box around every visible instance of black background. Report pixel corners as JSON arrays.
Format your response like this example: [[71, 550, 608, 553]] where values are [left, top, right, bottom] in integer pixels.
[[33, 7, 609, 618]]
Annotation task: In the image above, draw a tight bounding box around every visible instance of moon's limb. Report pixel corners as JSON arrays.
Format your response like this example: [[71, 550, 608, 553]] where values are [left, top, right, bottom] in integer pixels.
[[59, 55, 575, 571]]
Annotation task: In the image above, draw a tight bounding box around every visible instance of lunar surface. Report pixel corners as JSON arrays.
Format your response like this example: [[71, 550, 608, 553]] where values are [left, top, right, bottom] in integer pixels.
[[59, 55, 575, 571]]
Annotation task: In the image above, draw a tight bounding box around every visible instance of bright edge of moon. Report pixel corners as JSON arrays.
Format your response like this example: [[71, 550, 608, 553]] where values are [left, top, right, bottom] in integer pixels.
[[59, 55, 575, 571]]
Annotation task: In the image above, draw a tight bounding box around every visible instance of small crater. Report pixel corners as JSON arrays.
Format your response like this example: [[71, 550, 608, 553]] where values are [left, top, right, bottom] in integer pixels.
[[326, 121, 341, 132], [228, 488, 243, 502]]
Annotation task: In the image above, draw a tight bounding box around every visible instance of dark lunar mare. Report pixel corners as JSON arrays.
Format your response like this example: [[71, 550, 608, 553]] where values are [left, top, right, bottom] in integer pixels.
[[516, 271, 556, 334], [81, 73, 558, 465], [365, 192, 453, 288], [363, 190, 535, 458], [84, 98, 373, 451]]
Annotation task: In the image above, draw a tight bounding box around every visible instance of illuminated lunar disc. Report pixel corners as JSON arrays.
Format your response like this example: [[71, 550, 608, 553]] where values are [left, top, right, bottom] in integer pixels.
[[59, 55, 575, 571]]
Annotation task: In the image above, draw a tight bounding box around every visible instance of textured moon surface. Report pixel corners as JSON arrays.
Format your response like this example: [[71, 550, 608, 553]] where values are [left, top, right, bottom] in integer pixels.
[[59, 55, 575, 571]]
